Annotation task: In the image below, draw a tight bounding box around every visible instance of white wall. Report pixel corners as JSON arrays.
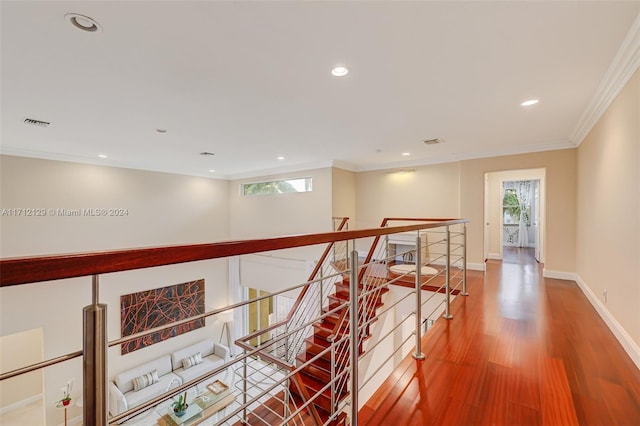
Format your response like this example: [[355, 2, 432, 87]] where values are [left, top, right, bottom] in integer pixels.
[[332, 167, 357, 226], [0, 155, 230, 423], [460, 149, 576, 273], [355, 162, 461, 230], [228, 168, 334, 308], [0, 328, 44, 412], [229, 167, 333, 239], [576, 68, 640, 358]]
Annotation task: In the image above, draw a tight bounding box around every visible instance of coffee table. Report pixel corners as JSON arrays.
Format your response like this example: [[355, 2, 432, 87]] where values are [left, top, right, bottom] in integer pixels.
[[157, 383, 235, 426], [157, 403, 203, 426]]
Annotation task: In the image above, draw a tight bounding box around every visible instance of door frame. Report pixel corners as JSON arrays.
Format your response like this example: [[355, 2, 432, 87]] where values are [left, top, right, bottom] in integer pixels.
[[483, 169, 546, 263]]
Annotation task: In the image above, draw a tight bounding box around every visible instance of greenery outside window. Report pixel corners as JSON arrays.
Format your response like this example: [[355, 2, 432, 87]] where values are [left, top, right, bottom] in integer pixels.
[[502, 188, 530, 225], [242, 177, 312, 196]]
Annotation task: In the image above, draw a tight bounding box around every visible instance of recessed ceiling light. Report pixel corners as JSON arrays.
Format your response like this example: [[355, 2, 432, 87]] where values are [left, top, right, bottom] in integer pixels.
[[331, 66, 349, 77], [520, 99, 539, 107], [277, 156, 285, 160], [401, 152, 411, 156], [98, 154, 108, 158], [65, 13, 102, 33], [208, 169, 215, 173]]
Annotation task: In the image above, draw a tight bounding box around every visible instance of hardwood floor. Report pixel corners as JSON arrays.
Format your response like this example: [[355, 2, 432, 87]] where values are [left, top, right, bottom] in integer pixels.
[[360, 253, 640, 425]]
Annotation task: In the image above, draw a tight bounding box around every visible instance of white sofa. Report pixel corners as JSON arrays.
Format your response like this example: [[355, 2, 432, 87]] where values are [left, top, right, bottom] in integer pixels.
[[109, 339, 230, 417]]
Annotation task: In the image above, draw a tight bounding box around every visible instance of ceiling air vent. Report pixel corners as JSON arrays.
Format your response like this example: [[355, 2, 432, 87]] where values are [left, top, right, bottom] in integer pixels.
[[199, 152, 215, 156], [423, 138, 444, 145], [24, 118, 50, 127]]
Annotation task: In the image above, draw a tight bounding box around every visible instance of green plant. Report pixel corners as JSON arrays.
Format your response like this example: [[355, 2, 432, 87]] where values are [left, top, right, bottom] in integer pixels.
[[172, 391, 188, 413], [503, 189, 521, 221]]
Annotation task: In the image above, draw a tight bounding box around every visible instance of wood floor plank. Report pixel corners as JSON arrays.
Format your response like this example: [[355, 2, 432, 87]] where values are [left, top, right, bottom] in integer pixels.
[[540, 356, 579, 426], [360, 248, 640, 425]]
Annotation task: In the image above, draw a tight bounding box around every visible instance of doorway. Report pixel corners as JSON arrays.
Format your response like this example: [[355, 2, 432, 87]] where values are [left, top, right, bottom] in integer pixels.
[[483, 168, 546, 264], [244, 288, 294, 348]]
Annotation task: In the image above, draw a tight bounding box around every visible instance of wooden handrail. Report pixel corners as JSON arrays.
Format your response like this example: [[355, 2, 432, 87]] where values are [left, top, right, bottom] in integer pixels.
[[330, 217, 460, 340], [283, 217, 349, 324], [0, 218, 468, 286]]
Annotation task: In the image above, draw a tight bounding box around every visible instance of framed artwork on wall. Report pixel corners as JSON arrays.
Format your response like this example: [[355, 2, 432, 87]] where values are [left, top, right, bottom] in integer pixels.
[[120, 279, 205, 354]]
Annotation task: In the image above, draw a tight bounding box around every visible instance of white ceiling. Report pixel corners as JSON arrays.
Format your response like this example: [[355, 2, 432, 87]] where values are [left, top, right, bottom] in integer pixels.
[[2, 1, 639, 179]]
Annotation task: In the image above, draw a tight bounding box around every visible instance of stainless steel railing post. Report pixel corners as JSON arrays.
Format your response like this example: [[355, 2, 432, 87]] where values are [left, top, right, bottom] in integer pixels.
[[284, 329, 290, 420], [243, 350, 248, 423], [331, 342, 336, 417], [413, 235, 425, 360], [349, 248, 359, 426], [443, 226, 453, 319], [83, 274, 108, 426], [319, 267, 324, 317], [461, 223, 469, 296]]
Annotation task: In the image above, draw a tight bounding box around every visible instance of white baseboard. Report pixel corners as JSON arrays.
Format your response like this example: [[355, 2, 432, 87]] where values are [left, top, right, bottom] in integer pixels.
[[542, 269, 578, 280], [487, 253, 502, 260], [574, 274, 640, 370], [0, 393, 42, 415], [467, 262, 486, 271]]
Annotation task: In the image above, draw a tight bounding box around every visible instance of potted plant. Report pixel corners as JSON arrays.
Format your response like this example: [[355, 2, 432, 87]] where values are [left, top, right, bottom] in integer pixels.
[[58, 378, 74, 407], [172, 391, 188, 417]]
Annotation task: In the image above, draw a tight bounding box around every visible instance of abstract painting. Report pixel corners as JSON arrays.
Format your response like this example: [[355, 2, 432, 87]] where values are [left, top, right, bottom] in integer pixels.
[[120, 279, 205, 354]]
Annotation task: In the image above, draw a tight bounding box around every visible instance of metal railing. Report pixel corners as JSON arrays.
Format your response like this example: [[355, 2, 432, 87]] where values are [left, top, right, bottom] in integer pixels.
[[0, 217, 468, 426]]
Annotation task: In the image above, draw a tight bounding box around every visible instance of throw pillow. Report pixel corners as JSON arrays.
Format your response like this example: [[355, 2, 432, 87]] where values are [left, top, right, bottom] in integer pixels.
[[181, 352, 203, 370], [132, 369, 159, 392]]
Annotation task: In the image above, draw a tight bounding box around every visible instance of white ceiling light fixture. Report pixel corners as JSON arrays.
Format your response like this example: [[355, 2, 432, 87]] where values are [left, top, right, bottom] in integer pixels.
[[277, 156, 285, 160], [98, 154, 108, 158], [65, 13, 102, 33], [401, 152, 411, 156], [387, 169, 416, 175], [520, 99, 539, 107], [208, 169, 215, 173], [331, 66, 349, 77]]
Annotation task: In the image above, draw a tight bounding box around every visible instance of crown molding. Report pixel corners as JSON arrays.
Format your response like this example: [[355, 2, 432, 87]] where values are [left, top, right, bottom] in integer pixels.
[[570, 12, 640, 146]]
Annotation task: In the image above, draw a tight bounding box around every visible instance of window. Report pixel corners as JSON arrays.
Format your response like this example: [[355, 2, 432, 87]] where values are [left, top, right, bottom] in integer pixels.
[[242, 177, 312, 196], [502, 187, 530, 225], [502, 188, 520, 225]]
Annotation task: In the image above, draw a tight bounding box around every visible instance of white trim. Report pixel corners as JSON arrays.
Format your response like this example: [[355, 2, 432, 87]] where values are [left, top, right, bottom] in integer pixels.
[[467, 262, 485, 272], [542, 269, 577, 281], [0, 393, 42, 415], [574, 274, 640, 370], [571, 13, 640, 146], [487, 253, 502, 260]]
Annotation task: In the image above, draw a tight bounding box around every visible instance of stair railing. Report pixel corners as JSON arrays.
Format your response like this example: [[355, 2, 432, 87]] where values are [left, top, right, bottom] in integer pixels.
[[0, 217, 468, 426], [233, 217, 350, 423]]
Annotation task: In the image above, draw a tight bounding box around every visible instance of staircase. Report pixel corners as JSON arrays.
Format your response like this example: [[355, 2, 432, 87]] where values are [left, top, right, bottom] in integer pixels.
[[290, 266, 389, 424], [235, 217, 398, 425]]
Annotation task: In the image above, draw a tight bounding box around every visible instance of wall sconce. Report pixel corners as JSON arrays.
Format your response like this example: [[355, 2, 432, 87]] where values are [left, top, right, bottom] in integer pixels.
[[387, 169, 416, 176]]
